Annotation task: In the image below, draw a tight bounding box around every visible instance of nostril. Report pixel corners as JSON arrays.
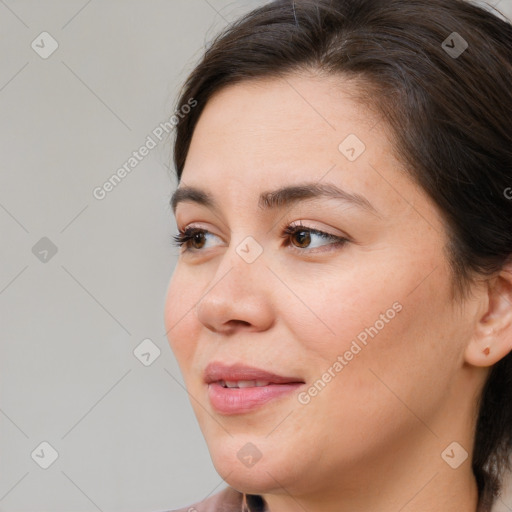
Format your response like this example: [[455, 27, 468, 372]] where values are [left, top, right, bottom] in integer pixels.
[[230, 320, 251, 327]]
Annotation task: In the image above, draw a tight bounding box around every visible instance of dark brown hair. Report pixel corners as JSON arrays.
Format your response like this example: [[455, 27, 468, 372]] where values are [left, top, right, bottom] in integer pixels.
[[172, 0, 512, 507]]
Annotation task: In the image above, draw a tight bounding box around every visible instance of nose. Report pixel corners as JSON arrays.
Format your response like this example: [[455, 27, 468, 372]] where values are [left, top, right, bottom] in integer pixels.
[[195, 240, 275, 335]]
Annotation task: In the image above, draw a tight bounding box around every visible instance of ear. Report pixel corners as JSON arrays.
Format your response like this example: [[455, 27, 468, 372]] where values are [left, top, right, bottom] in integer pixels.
[[465, 264, 512, 368]]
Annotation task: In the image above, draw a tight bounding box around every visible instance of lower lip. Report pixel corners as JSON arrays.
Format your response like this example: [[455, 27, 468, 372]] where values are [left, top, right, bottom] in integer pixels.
[[207, 382, 304, 414]]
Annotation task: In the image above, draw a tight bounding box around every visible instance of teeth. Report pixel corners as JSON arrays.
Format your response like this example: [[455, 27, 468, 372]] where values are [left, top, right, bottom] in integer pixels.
[[220, 380, 270, 388], [237, 380, 256, 388]]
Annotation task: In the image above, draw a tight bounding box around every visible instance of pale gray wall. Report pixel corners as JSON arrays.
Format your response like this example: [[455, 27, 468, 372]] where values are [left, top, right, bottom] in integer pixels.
[[1, 1, 511, 511]]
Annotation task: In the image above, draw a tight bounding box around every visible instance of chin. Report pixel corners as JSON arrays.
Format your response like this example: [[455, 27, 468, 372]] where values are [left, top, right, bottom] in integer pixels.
[[208, 439, 302, 495], [220, 466, 282, 496]]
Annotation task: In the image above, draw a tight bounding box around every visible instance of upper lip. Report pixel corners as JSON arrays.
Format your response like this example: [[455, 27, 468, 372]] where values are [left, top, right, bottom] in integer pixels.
[[204, 362, 305, 384]]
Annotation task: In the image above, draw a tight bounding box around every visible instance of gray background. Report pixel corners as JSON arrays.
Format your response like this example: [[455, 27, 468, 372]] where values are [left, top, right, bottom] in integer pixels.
[[1, 1, 511, 511]]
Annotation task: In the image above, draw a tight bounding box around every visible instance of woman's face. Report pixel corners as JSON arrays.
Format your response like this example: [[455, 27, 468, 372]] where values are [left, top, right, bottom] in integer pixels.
[[164, 73, 482, 499]]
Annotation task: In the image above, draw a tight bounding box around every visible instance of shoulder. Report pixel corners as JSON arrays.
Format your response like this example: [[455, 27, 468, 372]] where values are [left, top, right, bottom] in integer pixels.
[[164, 486, 244, 512]]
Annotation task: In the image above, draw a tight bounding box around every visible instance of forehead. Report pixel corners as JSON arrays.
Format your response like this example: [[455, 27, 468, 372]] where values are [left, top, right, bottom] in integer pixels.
[[191, 73, 379, 145], [178, 73, 433, 226], [183, 74, 387, 183]]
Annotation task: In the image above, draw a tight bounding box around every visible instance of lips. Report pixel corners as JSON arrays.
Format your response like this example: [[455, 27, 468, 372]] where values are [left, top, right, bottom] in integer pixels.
[[203, 361, 305, 386], [204, 362, 306, 415]]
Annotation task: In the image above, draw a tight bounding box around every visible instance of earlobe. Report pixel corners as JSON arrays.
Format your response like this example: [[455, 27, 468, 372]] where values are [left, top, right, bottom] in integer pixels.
[[464, 267, 512, 368]]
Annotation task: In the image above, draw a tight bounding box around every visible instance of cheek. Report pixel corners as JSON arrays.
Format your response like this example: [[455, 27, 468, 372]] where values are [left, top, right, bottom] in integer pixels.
[[164, 268, 200, 367], [286, 253, 459, 411], [277, 257, 407, 359]]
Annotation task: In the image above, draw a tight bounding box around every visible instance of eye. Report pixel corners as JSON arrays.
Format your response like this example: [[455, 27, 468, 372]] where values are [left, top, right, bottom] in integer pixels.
[[171, 223, 349, 254], [171, 226, 223, 252], [280, 222, 349, 253]]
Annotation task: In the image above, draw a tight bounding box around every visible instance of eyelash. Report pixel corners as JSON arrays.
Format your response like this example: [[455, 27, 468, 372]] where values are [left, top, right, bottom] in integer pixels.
[[171, 223, 349, 254]]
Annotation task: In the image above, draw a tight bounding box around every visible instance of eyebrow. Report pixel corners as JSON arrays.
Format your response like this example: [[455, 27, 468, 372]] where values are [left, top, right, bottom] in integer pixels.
[[171, 182, 380, 216]]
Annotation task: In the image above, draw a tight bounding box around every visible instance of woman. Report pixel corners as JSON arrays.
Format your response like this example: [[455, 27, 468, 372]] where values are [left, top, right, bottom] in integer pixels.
[[163, 0, 512, 510]]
